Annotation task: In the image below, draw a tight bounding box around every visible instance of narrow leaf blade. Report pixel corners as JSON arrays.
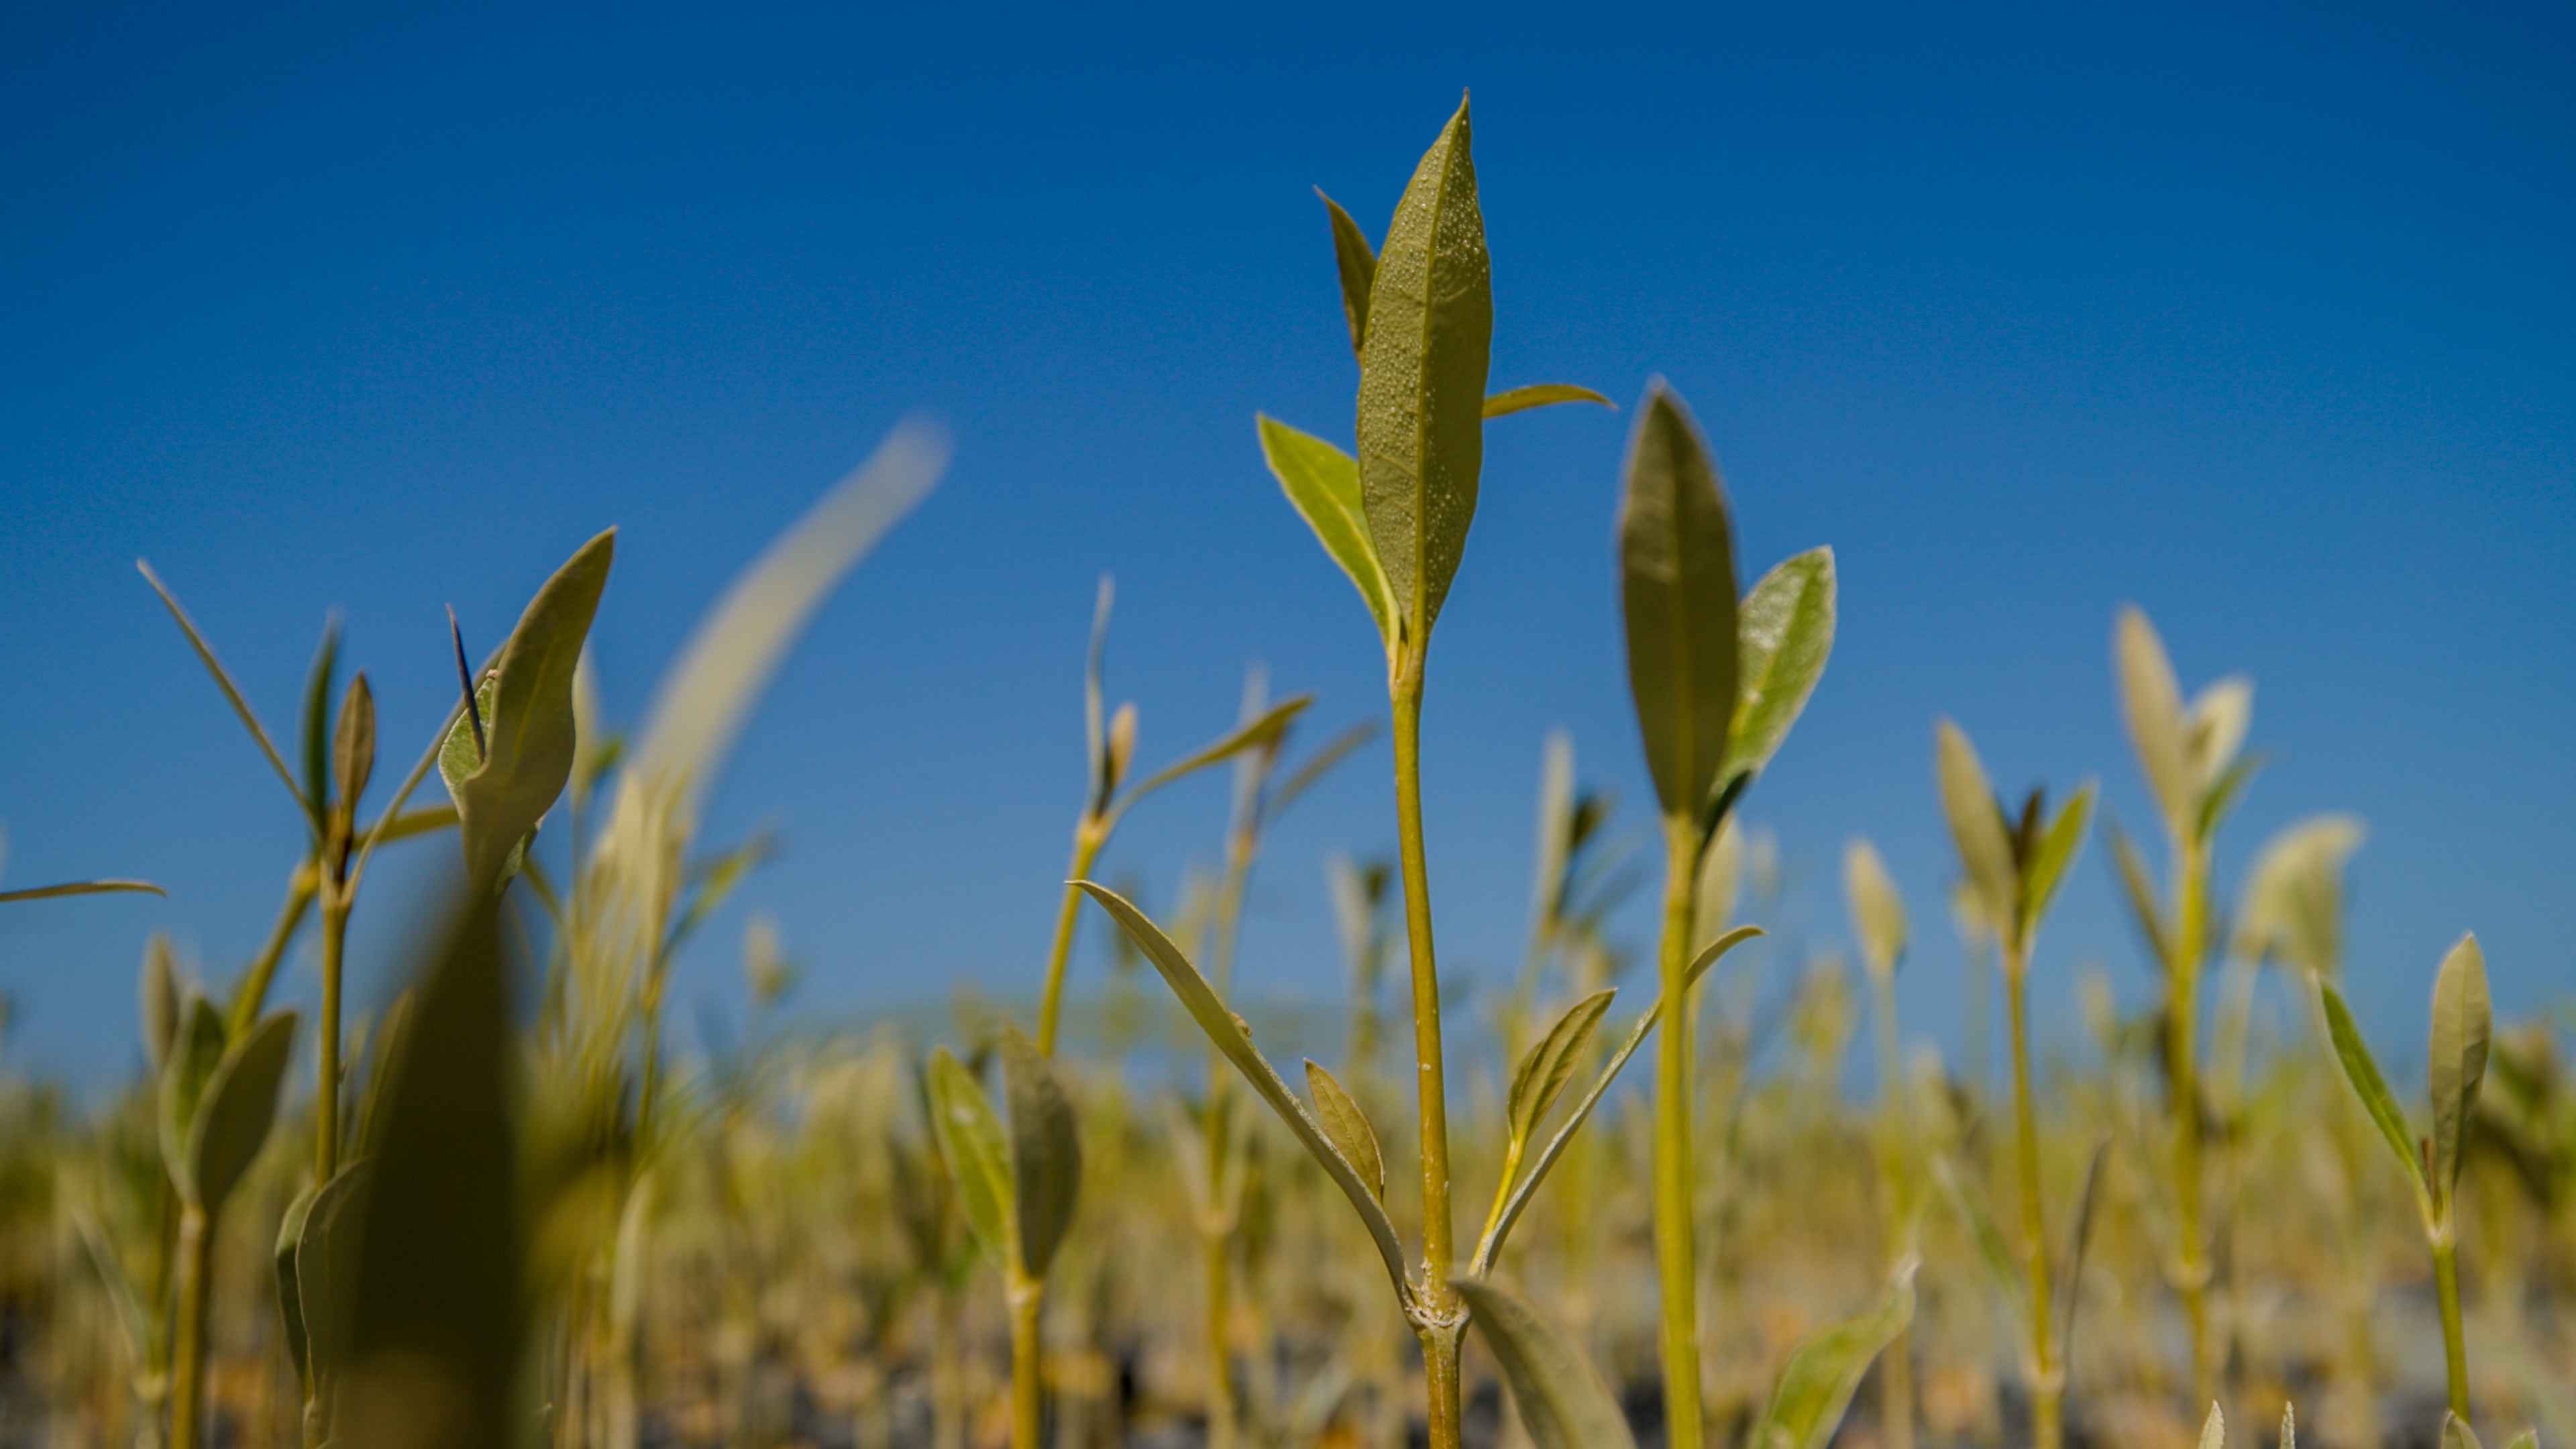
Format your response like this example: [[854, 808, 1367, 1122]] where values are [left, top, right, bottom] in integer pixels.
[[1304, 1061, 1385, 1201], [2428, 932, 2491, 1203], [1452, 1276, 1638, 1449], [1748, 1260, 1918, 1449], [1935, 721, 2017, 933], [1483, 384, 1613, 419], [1316, 187, 1376, 358], [924, 1049, 1014, 1273], [1256, 416, 1398, 646], [2316, 978, 2433, 1210], [999, 1029, 1081, 1279], [1725, 546, 1836, 786], [1620, 382, 1739, 820]]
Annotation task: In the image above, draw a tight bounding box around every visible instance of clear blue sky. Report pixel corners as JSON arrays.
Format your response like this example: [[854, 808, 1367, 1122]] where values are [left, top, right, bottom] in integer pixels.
[[4, 2, 2569, 1085]]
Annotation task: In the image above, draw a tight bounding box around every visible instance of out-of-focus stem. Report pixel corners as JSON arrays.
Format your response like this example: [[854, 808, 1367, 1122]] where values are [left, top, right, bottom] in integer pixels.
[[166, 1205, 211, 1449], [2169, 833, 2212, 1408], [1654, 814, 1705, 1449], [1036, 823, 1106, 1057], [2432, 1227, 2469, 1423], [227, 865, 317, 1040], [1008, 1272, 1044, 1449], [1387, 674, 1461, 1448], [1870, 968, 1915, 1449], [2006, 937, 2060, 1449], [315, 891, 350, 1179]]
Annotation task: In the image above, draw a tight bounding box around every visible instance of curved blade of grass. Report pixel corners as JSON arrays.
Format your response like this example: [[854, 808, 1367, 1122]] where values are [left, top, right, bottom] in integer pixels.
[[2057, 1139, 2110, 1368], [1256, 416, 1399, 649], [1316, 187, 1376, 357], [2316, 977, 2433, 1218], [1304, 1061, 1385, 1201], [1476, 926, 1762, 1271], [1935, 720, 2017, 934], [2021, 782, 2096, 935], [446, 531, 616, 887], [1483, 384, 1613, 419], [1746, 1258, 1917, 1449], [0, 879, 164, 904], [1620, 382, 1739, 820], [1725, 547, 1836, 787], [619, 421, 949, 839], [1074, 881, 1412, 1307], [924, 1047, 1013, 1273], [1355, 94, 1491, 647], [2429, 932, 2491, 1204], [1000, 1028, 1081, 1278], [1106, 696, 1314, 828], [1452, 1275, 1637, 1449], [137, 560, 319, 835]]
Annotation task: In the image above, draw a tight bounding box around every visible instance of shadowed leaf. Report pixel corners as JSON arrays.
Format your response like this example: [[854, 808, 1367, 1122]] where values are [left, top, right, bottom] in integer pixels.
[[1747, 1260, 1917, 1449], [1258, 416, 1399, 648], [1316, 187, 1376, 356], [925, 1049, 1012, 1273], [2429, 932, 2491, 1204], [185, 1010, 297, 1212], [1453, 1276, 1637, 1449], [1304, 1061, 1385, 1201], [1621, 383, 1739, 821], [2021, 782, 2096, 934], [1000, 1030, 1081, 1278]]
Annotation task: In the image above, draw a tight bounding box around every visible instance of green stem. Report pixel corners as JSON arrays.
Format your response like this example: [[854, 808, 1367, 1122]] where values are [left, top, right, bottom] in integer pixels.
[[315, 891, 350, 1179], [1008, 1272, 1044, 1449], [2005, 938, 2059, 1449], [2432, 1228, 2469, 1423], [2168, 833, 2211, 1409], [227, 865, 317, 1040], [167, 1205, 211, 1449], [1201, 827, 1256, 1448], [931, 1285, 965, 1449], [1035, 822, 1106, 1057], [1653, 814, 1705, 1449], [1203, 1226, 1236, 1449], [1388, 677, 1461, 1446], [1870, 967, 1915, 1449]]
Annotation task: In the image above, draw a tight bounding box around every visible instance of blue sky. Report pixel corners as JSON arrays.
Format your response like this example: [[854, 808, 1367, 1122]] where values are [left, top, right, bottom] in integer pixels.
[[3, 3, 2569, 1085]]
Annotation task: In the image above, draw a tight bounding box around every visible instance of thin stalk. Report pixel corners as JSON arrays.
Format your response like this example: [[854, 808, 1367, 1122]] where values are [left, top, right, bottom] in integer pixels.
[[1202, 1229, 1236, 1449], [315, 890, 350, 1179], [1201, 825, 1256, 1449], [1035, 822, 1106, 1057], [1387, 676, 1461, 1446], [2432, 1226, 2469, 1422], [166, 1205, 211, 1449], [1653, 814, 1705, 1449], [1008, 1273, 1044, 1449], [931, 1285, 966, 1449], [2167, 833, 2212, 1407], [2004, 938, 2060, 1449], [1870, 969, 1916, 1449], [226, 865, 317, 1040]]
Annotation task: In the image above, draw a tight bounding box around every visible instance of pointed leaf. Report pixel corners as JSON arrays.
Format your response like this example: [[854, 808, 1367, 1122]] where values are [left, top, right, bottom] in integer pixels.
[[2115, 607, 2194, 835], [1935, 720, 2017, 934], [1316, 187, 1376, 357], [1483, 384, 1613, 419], [924, 1048, 1014, 1273], [2104, 816, 2172, 965], [2428, 932, 2491, 1204], [1725, 547, 1836, 786], [2188, 676, 2254, 790], [1747, 1260, 1918, 1449], [2443, 1413, 2483, 1449], [299, 619, 341, 825], [185, 1010, 297, 1212], [2281, 1403, 2296, 1449], [1258, 416, 1398, 646], [333, 674, 376, 825], [1620, 382, 1739, 820], [275, 1181, 319, 1385], [2235, 815, 2365, 976], [2195, 751, 2262, 845], [0, 879, 165, 904], [2021, 782, 2096, 934], [297, 1160, 372, 1380], [1304, 1061, 1385, 1200], [1110, 695, 1315, 826], [2057, 1140, 2110, 1368], [999, 1029, 1081, 1278], [1506, 989, 1615, 1145], [158, 999, 227, 1199], [137, 560, 318, 833], [1452, 1276, 1637, 1449], [2199, 1403, 2226, 1449], [1075, 881, 1412, 1305], [1843, 839, 1907, 980], [140, 934, 179, 1071], [1355, 95, 1492, 647], [2316, 977, 2433, 1214]]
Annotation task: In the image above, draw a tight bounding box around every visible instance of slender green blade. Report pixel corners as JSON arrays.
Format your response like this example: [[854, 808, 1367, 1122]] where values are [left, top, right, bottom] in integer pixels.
[[299, 619, 341, 825], [2199, 1403, 2226, 1449], [2103, 815, 2172, 965], [1483, 384, 1613, 419], [924, 1048, 1014, 1273], [2235, 814, 2364, 975], [2021, 782, 2096, 934], [1256, 415, 1398, 646], [1452, 1276, 1637, 1449], [136, 559, 319, 834], [2115, 606, 2195, 835], [0, 879, 164, 904], [1074, 881, 1413, 1305], [1354, 95, 1491, 647], [1316, 187, 1376, 357], [1746, 1260, 1918, 1449], [140, 934, 180, 1070], [158, 999, 227, 1202], [184, 1010, 297, 1213], [1112, 695, 1314, 821], [1303, 1061, 1385, 1201], [2428, 932, 2491, 1203], [1619, 383, 1739, 820], [1935, 720, 2017, 936], [2443, 1413, 2483, 1449], [445, 531, 616, 888], [1725, 547, 1836, 787], [1506, 989, 1615, 1146], [1842, 839, 1907, 981], [2280, 1403, 2296, 1449], [999, 1029, 1081, 1279], [2316, 977, 2432, 1211]]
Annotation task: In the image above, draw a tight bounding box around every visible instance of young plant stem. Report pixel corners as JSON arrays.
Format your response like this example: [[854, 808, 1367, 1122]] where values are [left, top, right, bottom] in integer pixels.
[[1387, 676, 1462, 1448], [1202, 1229, 1236, 1449], [1035, 821, 1106, 1057], [931, 1285, 965, 1449], [315, 889, 351, 1179], [226, 865, 316, 1039], [166, 1205, 211, 1449], [1654, 813, 1706, 1449], [1870, 969, 1916, 1449], [2005, 937, 2061, 1449], [2167, 833, 2212, 1407], [2432, 1226, 2469, 1422], [1201, 825, 1256, 1449], [1007, 1273, 1044, 1449]]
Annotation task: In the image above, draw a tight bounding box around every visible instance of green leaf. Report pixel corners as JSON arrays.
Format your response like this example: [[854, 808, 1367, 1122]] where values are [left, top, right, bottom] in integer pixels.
[[924, 1048, 1014, 1274], [998, 1029, 1081, 1279], [0, 879, 165, 904], [1619, 383, 1739, 820], [1725, 547, 1837, 787], [2103, 816, 2172, 965], [2316, 977, 2433, 1216], [2021, 782, 2096, 935], [1483, 384, 1613, 419], [2115, 606, 2195, 837], [1935, 721, 2017, 938], [1746, 1260, 1918, 1449], [1316, 187, 1376, 358], [2187, 676, 2254, 791], [1506, 989, 1615, 1146], [441, 531, 614, 888], [1932, 1154, 2024, 1322], [2057, 1140, 2110, 1367], [2281, 1403, 2296, 1449], [1841, 839, 1907, 980], [1257, 416, 1399, 647], [2443, 1412, 2483, 1449], [2498, 1430, 2534, 1449], [333, 673, 376, 828], [1108, 695, 1316, 827], [296, 1160, 372, 1381], [356, 991, 415, 1157], [140, 934, 179, 1071], [1267, 718, 1379, 825], [275, 1181, 319, 1385], [2194, 751, 2262, 845], [1476, 926, 1762, 1271], [1355, 95, 1493, 649], [299, 618, 341, 827], [158, 999, 227, 1198], [2428, 932, 2491, 1206], [2235, 814, 2364, 976], [137, 559, 319, 835], [1452, 1276, 1637, 1449], [1303, 1061, 1385, 1201], [1074, 881, 1413, 1305], [2199, 1402, 2226, 1449], [184, 1010, 297, 1212]]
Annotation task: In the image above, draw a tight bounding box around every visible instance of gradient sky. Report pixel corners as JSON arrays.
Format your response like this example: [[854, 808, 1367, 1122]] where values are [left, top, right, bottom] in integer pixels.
[[4, 3, 2570, 1087]]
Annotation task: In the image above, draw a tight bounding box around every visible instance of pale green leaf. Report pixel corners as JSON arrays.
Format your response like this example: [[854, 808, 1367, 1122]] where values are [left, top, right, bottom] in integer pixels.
[[1073, 881, 1412, 1305], [2444, 1413, 2483, 1449], [2199, 1403, 2226, 1449], [1452, 1276, 1637, 1449], [1355, 95, 1492, 647], [1483, 384, 1613, 419], [999, 1029, 1081, 1279], [1935, 720, 2017, 936], [2188, 676, 2253, 790], [2103, 816, 2172, 965], [2235, 814, 2364, 975], [1620, 382, 1739, 820], [2316, 977, 2433, 1215], [924, 1048, 1013, 1274], [140, 934, 179, 1071], [1725, 547, 1836, 787], [1257, 416, 1398, 647], [1747, 1260, 1917, 1449], [2021, 782, 2096, 934], [137, 559, 319, 834], [1316, 187, 1376, 357], [0, 879, 165, 904], [1303, 1061, 1385, 1201], [2428, 932, 2491, 1205], [1842, 838, 1907, 980], [1506, 989, 1615, 1146], [185, 1010, 297, 1212], [2115, 606, 2194, 836], [1108, 695, 1315, 827], [158, 999, 227, 1199]]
